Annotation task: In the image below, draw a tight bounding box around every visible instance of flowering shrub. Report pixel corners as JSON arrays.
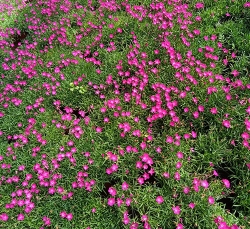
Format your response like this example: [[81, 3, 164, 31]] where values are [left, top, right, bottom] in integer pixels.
[[0, 0, 250, 228]]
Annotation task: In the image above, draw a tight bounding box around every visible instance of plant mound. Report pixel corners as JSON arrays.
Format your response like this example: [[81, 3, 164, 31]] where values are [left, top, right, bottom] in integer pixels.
[[0, 0, 250, 228]]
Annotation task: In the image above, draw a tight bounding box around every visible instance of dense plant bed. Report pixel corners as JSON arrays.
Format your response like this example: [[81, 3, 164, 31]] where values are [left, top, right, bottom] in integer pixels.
[[0, 0, 250, 228]]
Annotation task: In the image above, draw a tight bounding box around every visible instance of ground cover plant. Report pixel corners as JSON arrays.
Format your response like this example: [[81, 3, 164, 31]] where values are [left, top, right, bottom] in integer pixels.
[[0, 0, 250, 228]]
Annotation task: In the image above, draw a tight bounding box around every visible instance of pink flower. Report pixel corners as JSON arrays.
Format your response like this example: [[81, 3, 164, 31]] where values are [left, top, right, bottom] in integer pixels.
[[208, 196, 215, 204], [195, 16, 202, 22], [195, 2, 204, 9], [141, 214, 148, 222], [201, 180, 209, 189], [125, 198, 132, 206], [121, 182, 129, 191], [156, 196, 164, 204], [210, 107, 217, 114], [107, 198, 116, 206], [244, 2, 250, 8], [60, 211, 67, 218], [218, 222, 229, 229], [183, 187, 190, 194], [231, 69, 239, 77], [17, 213, 25, 221], [172, 206, 181, 215], [0, 213, 8, 221], [222, 179, 230, 189], [108, 187, 117, 196], [189, 203, 195, 209], [174, 172, 180, 181], [95, 127, 102, 133], [66, 213, 73, 221], [117, 198, 124, 207], [176, 162, 182, 169], [176, 223, 184, 229], [193, 111, 199, 119], [213, 170, 219, 176], [176, 152, 184, 159], [222, 120, 231, 128], [163, 172, 170, 178], [42, 216, 51, 226]]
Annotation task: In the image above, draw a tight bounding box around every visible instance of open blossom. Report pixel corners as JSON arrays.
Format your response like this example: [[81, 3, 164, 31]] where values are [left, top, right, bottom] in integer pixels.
[[0, 213, 8, 221], [107, 198, 116, 206], [172, 206, 181, 215], [201, 180, 209, 189], [210, 107, 217, 114], [156, 196, 164, 204], [60, 211, 67, 218], [244, 2, 250, 7], [95, 126, 102, 133], [231, 69, 239, 77], [174, 172, 180, 181], [222, 179, 230, 189], [189, 202, 196, 209], [183, 186, 190, 194], [141, 214, 148, 222], [208, 196, 215, 204], [222, 120, 231, 128], [17, 213, 25, 221], [121, 182, 129, 190], [195, 2, 204, 9], [176, 223, 184, 229], [108, 187, 117, 196], [66, 213, 73, 221]]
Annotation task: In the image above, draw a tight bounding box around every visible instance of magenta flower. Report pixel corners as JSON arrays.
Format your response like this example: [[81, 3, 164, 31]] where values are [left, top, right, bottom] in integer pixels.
[[222, 179, 230, 189], [231, 69, 239, 77], [141, 214, 148, 222], [107, 198, 116, 206], [218, 222, 229, 229], [174, 172, 180, 181], [66, 213, 73, 221], [208, 196, 215, 205], [117, 198, 124, 207], [176, 162, 182, 169], [210, 107, 218, 114], [108, 187, 117, 196], [222, 120, 231, 128], [183, 187, 190, 194], [60, 211, 67, 218], [17, 213, 25, 221], [42, 216, 51, 226], [189, 203, 195, 209], [156, 196, 164, 204], [172, 206, 181, 215], [163, 172, 170, 178], [125, 198, 132, 206], [244, 2, 250, 8], [121, 182, 129, 191], [193, 111, 199, 119], [201, 180, 209, 189], [176, 152, 184, 159], [0, 213, 8, 221], [95, 126, 102, 133], [195, 2, 204, 9], [176, 223, 184, 229], [213, 170, 219, 176]]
